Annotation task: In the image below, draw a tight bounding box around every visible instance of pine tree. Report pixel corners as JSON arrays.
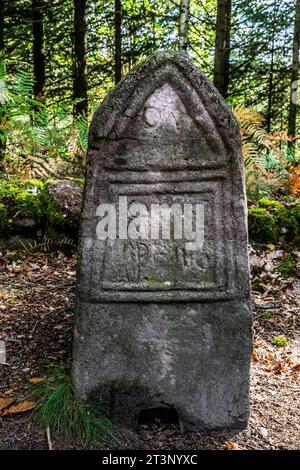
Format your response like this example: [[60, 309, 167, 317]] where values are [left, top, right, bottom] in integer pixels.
[[73, 0, 88, 117], [288, 0, 300, 154], [32, 0, 45, 102]]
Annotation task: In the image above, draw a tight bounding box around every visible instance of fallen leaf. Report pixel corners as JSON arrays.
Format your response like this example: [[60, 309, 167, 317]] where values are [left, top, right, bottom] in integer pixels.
[[224, 440, 244, 450], [28, 263, 40, 270], [0, 397, 15, 412], [274, 362, 285, 373], [4, 389, 14, 396], [29, 377, 44, 384], [266, 244, 275, 251], [1, 400, 36, 416], [11, 266, 23, 273], [252, 350, 259, 362]]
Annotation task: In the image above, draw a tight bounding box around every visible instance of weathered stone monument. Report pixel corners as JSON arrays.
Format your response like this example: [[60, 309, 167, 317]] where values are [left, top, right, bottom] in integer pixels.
[[73, 52, 252, 431]]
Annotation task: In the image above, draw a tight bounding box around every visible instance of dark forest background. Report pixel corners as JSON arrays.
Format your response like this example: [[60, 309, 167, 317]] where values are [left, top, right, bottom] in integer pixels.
[[0, 0, 299, 247]]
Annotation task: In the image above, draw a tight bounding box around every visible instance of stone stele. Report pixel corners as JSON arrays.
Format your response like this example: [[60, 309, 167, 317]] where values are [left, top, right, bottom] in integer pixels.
[[73, 51, 252, 431]]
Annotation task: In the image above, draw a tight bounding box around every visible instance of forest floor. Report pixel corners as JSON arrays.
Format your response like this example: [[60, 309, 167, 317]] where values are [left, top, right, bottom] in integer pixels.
[[0, 245, 299, 450]]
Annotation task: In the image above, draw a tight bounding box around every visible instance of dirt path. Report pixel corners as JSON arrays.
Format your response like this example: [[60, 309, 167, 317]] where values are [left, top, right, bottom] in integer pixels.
[[0, 248, 299, 450]]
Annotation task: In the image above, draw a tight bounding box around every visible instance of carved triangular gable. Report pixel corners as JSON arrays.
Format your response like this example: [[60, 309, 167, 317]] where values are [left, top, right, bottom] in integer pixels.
[[89, 54, 242, 171]]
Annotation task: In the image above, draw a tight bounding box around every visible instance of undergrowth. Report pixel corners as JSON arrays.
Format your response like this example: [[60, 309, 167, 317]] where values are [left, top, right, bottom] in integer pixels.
[[275, 255, 297, 278], [271, 336, 288, 347], [31, 367, 116, 448]]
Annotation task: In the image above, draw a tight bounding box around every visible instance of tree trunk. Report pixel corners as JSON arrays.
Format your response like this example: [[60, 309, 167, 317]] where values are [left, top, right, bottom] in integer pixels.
[[179, 0, 190, 52], [213, 0, 231, 98], [32, 0, 45, 102], [288, 0, 300, 154], [266, 0, 280, 134], [266, 29, 275, 134], [73, 0, 88, 118], [0, 0, 5, 164], [0, 0, 4, 63], [114, 0, 122, 85]]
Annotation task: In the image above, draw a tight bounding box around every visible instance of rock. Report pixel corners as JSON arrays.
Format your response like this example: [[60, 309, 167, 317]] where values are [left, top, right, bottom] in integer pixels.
[[13, 217, 37, 230], [73, 51, 252, 432], [3, 236, 36, 250], [47, 180, 83, 218], [0, 340, 6, 364], [258, 427, 268, 438]]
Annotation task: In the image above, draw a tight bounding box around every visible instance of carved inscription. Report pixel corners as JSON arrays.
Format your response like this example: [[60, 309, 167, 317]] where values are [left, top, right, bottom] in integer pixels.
[[100, 181, 225, 292], [102, 239, 215, 290]]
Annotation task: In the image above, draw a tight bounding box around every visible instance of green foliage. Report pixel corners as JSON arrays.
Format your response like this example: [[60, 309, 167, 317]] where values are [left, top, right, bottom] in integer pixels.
[[248, 207, 277, 243], [248, 199, 300, 244], [251, 280, 263, 292], [32, 367, 115, 447], [0, 178, 45, 214], [275, 255, 297, 278], [271, 336, 288, 347], [233, 106, 294, 202], [0, 202, 7, 228], [258, 198, 283, 209], [0, 178, 66, 235], [6, 252, 19, 263], [0, 66, 87, 179], [261, 312, 273, 319]]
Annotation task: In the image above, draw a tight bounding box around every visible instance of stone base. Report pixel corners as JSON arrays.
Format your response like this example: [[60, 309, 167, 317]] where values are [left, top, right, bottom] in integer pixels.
[[73, 300, 252, 431]]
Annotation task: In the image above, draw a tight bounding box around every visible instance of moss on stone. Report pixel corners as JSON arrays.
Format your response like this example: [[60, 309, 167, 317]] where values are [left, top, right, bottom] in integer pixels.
[[248, 207, 277, 243], [248, 199, 300, 245], [0, 177, 72, 239], [258, 198, 284, 209]]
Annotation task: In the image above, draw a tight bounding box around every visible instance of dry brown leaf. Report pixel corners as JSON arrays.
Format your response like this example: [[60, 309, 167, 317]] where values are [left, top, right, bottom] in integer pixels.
[[0, 397, 15, 412], [53, 324, 64, 330], [288, 165, 300, 196], [29, 377, 44, 384], [224, 440, 244, 450], [1, 400, 36, 416], [4, 389, 14, 396], [11, 266, 23, 273], [252, 350, 259, 362], [273, 362, 286, 374], [266, 244, 275, 251]]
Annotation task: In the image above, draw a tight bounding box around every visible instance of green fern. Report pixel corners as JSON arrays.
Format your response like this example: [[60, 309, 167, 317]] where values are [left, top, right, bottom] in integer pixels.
[[1, 68, 88, 179]]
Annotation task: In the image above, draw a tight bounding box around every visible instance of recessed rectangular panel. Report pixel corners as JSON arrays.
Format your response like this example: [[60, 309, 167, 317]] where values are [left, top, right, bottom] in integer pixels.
[[92, 177, 230, 298]]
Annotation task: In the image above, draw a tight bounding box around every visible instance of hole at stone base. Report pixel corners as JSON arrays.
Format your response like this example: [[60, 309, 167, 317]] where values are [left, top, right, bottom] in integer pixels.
[[138, 407, 179, 427]]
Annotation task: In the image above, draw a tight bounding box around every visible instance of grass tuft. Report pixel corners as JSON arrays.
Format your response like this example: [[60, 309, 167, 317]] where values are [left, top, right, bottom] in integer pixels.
[[32, 367, 115, 447]]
